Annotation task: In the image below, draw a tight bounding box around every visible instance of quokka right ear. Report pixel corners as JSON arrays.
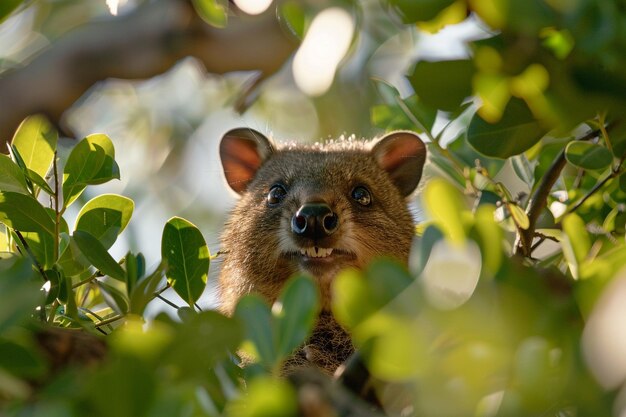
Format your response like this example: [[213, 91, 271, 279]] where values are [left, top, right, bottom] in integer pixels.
[[220, 128, 274, 194]]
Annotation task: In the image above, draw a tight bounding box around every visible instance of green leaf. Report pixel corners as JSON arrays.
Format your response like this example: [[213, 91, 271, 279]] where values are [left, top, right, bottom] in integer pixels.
[[408, 59, 475, 111], [0, 191, 55, 236], [75, 194, 134, 249], [0, 338, 47, 379], [57, 233, 91, 277], [73, 230, 125, 281], [44, 269, 61, 305], [0, 0, 22, 24], [507, 202, 530, 230], [471, 205, 503, 276], [17, 230, 55, 270], [11, 115, 57, 179], [0, 154, 29, 194], [129, 262, 165, 315], [387, 0, 456, 23], [62, 134, 120, 209], [234, 295, 277, 367], [0, 254, 40, 333], [25, 168, 54, 195], [226, 376, 297, 417], [191, 0, 228, 28], [97, 281, 129, 315], [161, 217, 210, 307], [275, 275, 319, 358], [565, 141, 613, 171], [15, 208, 67, 270], [467, 98, 548, 158], [422, 179, 467, 245], [125, 252, 146, 295], [165, 311, 243, 377], [562, 214, 591, 266], [333, 259, 415, 330]]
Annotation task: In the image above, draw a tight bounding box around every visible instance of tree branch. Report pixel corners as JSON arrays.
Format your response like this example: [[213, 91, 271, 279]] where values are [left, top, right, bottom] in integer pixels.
[[0, 0, 298, 151], [514, 127, 604, 256]]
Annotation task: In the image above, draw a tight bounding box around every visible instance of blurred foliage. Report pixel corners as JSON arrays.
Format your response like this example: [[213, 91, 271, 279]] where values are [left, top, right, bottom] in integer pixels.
[[1, 0, 626, 416]]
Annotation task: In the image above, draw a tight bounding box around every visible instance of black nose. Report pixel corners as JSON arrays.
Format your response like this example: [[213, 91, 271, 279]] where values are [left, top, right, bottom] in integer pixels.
[[291, 203, 339, 239]]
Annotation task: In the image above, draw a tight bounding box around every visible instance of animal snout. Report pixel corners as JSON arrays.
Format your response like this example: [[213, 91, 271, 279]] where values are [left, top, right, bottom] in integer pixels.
[[291, 203, 338, 239]]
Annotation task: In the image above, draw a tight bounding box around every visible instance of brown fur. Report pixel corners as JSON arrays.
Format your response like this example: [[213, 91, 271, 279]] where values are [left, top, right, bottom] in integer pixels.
[[218, 128, 426, 375]]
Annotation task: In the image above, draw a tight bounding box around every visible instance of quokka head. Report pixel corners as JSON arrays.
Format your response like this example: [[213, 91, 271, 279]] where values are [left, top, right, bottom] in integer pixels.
[[219, 128, 426, 310]]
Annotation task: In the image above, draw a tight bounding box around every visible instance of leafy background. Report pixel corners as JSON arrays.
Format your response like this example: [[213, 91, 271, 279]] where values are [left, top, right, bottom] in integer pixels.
[[1, 0, 626, 416]]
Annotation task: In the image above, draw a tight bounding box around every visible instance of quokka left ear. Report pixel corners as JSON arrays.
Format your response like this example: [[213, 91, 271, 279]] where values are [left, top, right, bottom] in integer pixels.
[[371, 131, 427, 197]]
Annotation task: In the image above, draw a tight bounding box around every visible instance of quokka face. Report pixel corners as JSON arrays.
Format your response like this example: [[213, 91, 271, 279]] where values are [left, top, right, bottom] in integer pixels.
[[218, 128, 426, 313]]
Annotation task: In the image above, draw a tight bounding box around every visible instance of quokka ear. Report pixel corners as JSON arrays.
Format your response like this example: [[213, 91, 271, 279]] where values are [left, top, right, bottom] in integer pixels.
[[220, 128, 274, 194], [371, 131, 427, 197]]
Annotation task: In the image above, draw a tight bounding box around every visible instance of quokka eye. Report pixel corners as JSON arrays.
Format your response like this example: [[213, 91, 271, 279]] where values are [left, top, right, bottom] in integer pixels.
[[267, 184, 287, 206], [351, 186, 372, 206]]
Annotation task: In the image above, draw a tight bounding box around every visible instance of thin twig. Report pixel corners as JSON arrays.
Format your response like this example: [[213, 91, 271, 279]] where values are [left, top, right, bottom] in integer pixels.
[[94, 314, 124, 328], [156, 294, 180, 310], [72, 271, 103, 289], [563, 154, 626, 216], [53, 150, 60, 261]]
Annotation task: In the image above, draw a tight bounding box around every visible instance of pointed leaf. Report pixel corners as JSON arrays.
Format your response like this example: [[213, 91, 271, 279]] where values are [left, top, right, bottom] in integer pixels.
[[0, 154, 29, 194], [25, 169, 54, 195], [0, 192, 55, 235], [129, 262, 165, 315], [97, 281, 129, 315], [508, 202, 530, 230], [75, 194, 134, 249], [275, 275, 319, 358], [73, 230, 125, 281], [161, 217, 210, 307], [11, 115, 57, 178]]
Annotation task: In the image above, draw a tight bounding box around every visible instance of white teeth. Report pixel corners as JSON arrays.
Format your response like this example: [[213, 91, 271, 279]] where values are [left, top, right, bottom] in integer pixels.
[[299, 247, 334, 258]]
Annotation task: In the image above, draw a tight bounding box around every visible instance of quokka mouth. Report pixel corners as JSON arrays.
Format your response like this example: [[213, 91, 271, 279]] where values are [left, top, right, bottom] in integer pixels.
[[282, 247, 357, 261], [300, 247, 333, 258]]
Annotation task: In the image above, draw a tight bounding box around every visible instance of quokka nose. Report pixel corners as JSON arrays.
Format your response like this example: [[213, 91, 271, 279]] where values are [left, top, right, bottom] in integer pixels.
[[291, 203, 339, 239]]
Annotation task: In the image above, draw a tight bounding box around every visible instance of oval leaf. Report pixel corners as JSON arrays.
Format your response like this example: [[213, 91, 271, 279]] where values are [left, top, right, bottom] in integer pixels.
[[507, 202, 530, 230], [75, 194, 134, 249], [73, 230, 125, 281], [0, 154, 29, 194], [0, 192, 55, 236], [408, 60, 475, 112], [161, 217, 210, 307], [234, 295, 277, 367], [274, 275, 320, 358], [11, 115, 57, 179], [467, 98, 548, 158], [565, 141, 613, 171], [62, 134, 120, 209], [422, 179, 467, 245]]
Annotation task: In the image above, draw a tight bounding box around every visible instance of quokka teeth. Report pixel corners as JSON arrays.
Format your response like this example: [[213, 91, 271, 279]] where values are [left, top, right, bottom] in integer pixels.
[[299, 247, 334, 258]]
